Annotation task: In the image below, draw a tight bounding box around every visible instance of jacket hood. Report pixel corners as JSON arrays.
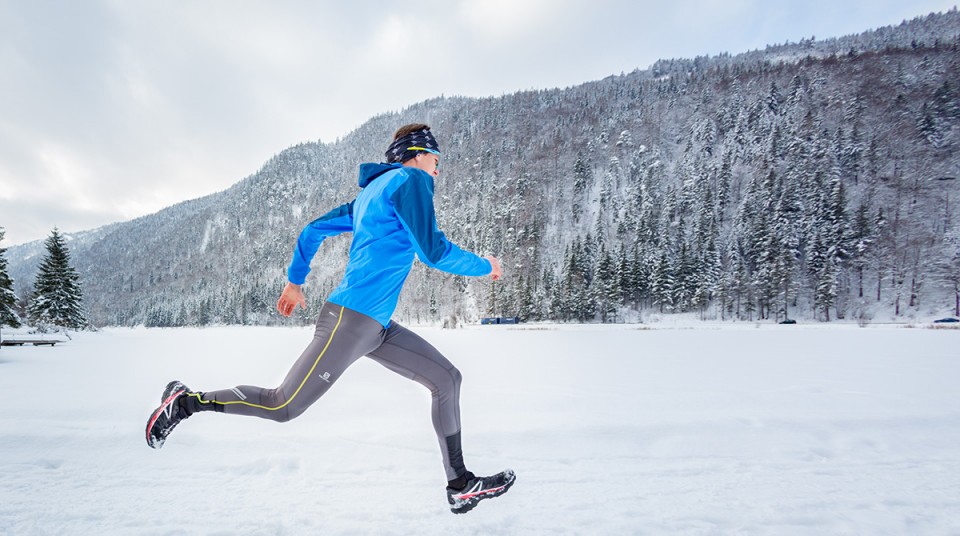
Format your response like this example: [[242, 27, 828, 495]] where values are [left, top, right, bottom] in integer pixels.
[[358, 162, 403, 188]]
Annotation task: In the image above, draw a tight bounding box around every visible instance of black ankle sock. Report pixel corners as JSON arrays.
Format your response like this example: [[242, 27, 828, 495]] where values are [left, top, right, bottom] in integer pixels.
[[177, 392, 219, 416], [176, 394, 195, 417], [447, 471, 476, 491]]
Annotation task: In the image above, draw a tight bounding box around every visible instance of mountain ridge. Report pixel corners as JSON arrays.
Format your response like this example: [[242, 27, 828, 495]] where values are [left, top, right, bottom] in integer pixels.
[[7, 8, 960, 326]]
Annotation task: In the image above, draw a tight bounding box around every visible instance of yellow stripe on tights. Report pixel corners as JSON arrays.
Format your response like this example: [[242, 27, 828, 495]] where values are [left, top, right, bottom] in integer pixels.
[[198, 305, 344, 411]]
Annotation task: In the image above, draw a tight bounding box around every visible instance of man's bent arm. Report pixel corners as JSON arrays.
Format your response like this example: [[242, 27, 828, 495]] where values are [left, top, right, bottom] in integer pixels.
[[287, 201, 354, 284]]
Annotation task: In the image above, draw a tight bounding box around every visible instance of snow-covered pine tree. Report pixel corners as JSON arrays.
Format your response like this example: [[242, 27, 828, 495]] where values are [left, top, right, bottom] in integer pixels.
[[515, 275, 538, 322], [594, 246, 619, 323], [672, 217, 695, 311], [849, 201, 877, 299], [615, 245, 634, 309], [0, 227, 21, 329], [28, 228, 87, 330], [572, 153, 591, 224], [770, 175, 801, 321], [651, 252, 674, 314]]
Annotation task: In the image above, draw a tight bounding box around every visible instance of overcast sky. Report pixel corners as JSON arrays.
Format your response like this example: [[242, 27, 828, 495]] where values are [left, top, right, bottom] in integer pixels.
[[1, 0, 956, 246]]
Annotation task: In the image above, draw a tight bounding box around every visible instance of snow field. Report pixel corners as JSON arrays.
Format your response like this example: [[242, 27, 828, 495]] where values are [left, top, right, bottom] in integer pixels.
[[0, 324, 958, 535]]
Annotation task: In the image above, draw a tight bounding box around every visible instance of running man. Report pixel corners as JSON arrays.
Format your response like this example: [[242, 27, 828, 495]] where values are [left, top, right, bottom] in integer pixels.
[[145, 124, 515, 514]]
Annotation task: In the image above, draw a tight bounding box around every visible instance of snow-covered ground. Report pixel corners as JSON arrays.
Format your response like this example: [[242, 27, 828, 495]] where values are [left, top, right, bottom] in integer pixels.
[[1, 322, 958, 535]]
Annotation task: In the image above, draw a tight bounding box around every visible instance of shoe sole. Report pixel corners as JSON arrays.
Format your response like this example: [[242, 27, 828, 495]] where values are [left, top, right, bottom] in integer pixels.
[[145, 387, 187, 449], [450, 470, 516, 514], [160, 380, 186, 403]]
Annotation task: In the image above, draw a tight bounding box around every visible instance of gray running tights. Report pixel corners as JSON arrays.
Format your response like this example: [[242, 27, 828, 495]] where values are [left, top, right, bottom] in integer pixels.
[[197, 301, 467, 480]]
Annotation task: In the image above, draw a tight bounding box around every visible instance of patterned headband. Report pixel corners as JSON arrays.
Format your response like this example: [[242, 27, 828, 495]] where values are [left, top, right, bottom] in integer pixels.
[[385, 129, 441, 163]]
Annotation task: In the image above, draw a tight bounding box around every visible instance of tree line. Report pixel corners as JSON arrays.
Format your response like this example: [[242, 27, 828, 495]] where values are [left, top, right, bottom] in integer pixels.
[[0, 228, 87, 333]]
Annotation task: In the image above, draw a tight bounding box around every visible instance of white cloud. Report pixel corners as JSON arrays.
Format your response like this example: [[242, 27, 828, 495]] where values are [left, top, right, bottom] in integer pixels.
[[456, 0, 565, 42]]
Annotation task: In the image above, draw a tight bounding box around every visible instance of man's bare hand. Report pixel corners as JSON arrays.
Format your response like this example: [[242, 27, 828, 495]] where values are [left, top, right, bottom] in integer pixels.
[[277, 283, 307, 317], [485, 256, 502, 281]]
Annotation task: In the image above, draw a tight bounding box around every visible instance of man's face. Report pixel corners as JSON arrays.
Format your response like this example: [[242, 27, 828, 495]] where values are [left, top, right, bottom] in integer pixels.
[[407, 152, 440, 177]]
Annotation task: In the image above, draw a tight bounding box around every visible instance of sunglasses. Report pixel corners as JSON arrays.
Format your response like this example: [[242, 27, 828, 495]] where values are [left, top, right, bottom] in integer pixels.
[[408, 146, 440, 169], [407, 146, 440, 155]]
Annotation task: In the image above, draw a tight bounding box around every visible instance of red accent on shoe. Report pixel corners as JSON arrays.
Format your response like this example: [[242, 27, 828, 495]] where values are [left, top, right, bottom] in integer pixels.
[[146, 389, 186, 445], [456, 483, 507, 501]]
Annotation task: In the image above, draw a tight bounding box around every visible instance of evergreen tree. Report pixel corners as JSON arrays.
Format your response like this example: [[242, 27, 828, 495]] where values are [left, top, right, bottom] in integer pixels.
[[546, 267, 563, 321], [572, 153, 591, 224], [562, 237, 597, 322], [616, 245, 635, 309], [0, 228, 21, 329], [429, 289, 439, 320], [513, 275, 536, 322], [559, 244, 581, 321], [842, 123, 864, 185], [771, 178, 801, 321], [672, 223, 694, 311], [28, 228, 87, 330], [594, 247, 620, 322], [917, 103, 940, 146], [651, 252, 674, 313], [726, 241, 750, 319], [850, 202, 876, 298], [695, 232, 723, 318], [767, 81, 783, 115], [932, 81, 960, 121], [824, 175, 851, 318]]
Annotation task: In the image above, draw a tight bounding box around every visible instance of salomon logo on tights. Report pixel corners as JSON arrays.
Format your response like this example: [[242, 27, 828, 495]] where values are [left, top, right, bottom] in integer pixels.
[[318, 372, 331, 383]]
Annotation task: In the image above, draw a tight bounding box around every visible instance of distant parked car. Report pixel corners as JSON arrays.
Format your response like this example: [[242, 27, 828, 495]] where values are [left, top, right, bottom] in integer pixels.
[[481, 317, 521, 325], [933, 317, 959, 323], [779, 319, 797, 325]]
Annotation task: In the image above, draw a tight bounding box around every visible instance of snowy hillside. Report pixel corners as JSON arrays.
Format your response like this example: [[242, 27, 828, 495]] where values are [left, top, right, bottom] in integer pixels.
[[5, 9, 960, 327], [0, 323, 958, 534]]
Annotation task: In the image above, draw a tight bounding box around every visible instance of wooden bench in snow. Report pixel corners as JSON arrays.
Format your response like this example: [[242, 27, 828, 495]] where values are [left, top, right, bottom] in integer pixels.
[[0, 339, 63, 347]]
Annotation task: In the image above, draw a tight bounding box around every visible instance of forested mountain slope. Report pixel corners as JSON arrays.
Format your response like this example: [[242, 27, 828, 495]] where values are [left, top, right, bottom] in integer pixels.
[[8, 9, 960, 326]]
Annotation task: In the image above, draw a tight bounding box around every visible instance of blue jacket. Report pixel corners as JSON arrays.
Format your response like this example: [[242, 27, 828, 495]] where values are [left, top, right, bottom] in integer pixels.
[[287, 163, 492, 327]]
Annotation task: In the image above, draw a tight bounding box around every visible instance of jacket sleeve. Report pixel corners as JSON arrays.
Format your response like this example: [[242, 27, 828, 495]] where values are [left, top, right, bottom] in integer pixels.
[[287, 201, 354, 284], [391, 171, 493, 277]]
